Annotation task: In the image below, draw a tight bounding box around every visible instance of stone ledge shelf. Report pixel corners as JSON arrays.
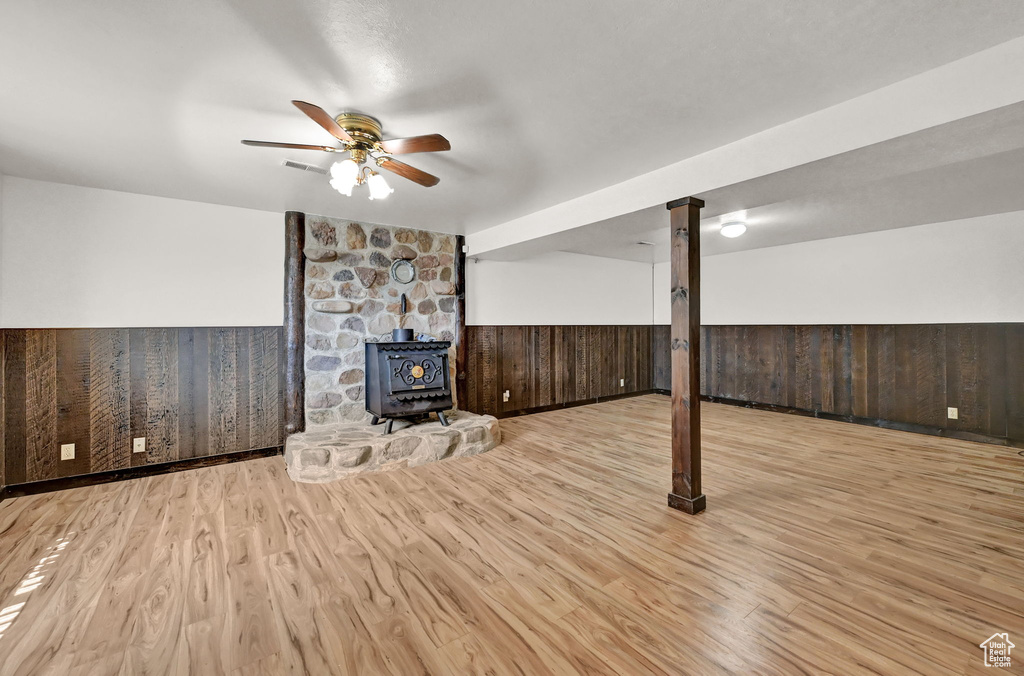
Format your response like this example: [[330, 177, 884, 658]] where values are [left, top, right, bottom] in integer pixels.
[[285, 411, 500, 483], [311, 300, 356, 314]]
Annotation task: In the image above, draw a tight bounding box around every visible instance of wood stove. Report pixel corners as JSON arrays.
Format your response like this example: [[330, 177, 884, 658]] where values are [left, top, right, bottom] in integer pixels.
[[364, 337, 452, 434]]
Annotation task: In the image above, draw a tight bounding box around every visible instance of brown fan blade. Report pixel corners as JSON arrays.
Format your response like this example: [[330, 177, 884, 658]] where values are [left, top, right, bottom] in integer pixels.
[[242, 140, 337, 152], [378, 158, 440, 187], [379, 134, 451, 155], [292, 100, 353, 143]]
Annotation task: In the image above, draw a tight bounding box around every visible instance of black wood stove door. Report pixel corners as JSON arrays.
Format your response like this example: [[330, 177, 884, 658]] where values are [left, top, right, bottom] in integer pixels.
[[386, 352, 448, 395]]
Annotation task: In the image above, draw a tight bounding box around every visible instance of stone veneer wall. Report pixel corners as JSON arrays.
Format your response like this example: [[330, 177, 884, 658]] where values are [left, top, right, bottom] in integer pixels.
[[303, 215, 459, 425]]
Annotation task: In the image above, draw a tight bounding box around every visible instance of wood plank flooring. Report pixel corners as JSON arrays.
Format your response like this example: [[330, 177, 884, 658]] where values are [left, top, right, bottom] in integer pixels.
[[1, 395, 1022, 674]]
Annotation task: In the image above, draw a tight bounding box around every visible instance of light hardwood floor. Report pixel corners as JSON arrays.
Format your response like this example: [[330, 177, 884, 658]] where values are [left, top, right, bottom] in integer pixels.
[[0, 395, 1022, 675]]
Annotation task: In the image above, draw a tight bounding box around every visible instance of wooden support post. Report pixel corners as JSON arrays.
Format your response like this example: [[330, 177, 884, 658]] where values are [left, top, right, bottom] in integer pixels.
[[454, 235, 468, 410], [283, 211, 306, 435], [666, 196, 705, 514]]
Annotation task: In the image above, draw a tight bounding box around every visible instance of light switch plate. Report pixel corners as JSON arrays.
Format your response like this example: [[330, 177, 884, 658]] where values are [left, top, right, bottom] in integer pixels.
[[947, 407, 959, 420], [502, 390, 510, 402], [133, 437, 146, 454], [60, 443, 75, 460], [620, 378, 625, 387]]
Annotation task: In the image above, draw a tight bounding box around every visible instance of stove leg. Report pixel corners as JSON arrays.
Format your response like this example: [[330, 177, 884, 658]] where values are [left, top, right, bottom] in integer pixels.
[[383, 419, 394, 435], [437, 410, 450, 427], [370, 415, 380, 425]]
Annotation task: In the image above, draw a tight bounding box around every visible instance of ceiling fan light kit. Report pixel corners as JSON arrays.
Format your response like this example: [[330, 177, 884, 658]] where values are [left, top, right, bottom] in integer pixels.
[[329, 158, 360, 196], [242, 101, 450, 200], [366, 170, 394, 200]]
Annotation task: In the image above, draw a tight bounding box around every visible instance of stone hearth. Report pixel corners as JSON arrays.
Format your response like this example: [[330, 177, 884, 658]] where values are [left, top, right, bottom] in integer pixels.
[[285, 411, 500, 483]]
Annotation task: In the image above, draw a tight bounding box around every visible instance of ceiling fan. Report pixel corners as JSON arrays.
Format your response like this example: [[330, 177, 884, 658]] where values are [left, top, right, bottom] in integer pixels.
[[242, 100, 450, 199]]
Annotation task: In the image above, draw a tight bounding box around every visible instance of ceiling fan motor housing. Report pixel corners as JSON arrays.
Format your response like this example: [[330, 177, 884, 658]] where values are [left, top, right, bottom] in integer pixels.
[[335, 113, 383, 147]]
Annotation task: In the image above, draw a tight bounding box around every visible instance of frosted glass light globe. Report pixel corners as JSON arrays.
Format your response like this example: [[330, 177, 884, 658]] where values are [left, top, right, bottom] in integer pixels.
[[329, 159, 359, 196], [367, 172, 394, 200], [720, 221, 747, 238]]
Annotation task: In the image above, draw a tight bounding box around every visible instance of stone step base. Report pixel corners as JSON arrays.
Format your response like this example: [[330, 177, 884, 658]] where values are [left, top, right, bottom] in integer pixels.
[[285, 410, 500, 483]]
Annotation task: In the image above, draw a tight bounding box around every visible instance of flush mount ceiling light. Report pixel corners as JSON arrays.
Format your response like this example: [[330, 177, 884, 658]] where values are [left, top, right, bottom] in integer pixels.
[[242, 101, 450, 200], [719, 220, 747, 238]]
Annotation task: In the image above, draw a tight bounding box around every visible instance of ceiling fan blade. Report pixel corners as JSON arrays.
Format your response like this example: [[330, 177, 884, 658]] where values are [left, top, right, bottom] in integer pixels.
[[379, 134, 451, 155], [292, 100, 353, 143], [378, 158, 440, 187], [242, 140, 337, 152]]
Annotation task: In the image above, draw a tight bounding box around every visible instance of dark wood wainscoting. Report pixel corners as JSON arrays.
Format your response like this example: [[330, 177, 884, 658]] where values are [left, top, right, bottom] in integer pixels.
[[1, 327, 284, 487], [653, 323, 1024, 445], [464, 325, 653, 417]]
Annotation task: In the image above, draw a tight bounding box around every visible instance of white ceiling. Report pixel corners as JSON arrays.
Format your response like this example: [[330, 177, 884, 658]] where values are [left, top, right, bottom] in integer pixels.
[[2, 1, 1024, 236], [542, 102, 1024, 262]]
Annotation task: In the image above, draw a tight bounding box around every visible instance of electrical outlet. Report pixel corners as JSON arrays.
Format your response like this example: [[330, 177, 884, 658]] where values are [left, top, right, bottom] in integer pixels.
[[60, 443, 75, 461], [133, 437, 146, 454], [947, 407, 959, 420], [620, 378, 625, 387], [502, 390, 510, 402]]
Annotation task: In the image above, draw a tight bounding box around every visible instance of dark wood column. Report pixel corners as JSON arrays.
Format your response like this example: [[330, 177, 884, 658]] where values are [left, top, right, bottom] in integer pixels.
[[454, 235, 468, 409], [666, 196, 705, 514], [283, 211, 306, 435]]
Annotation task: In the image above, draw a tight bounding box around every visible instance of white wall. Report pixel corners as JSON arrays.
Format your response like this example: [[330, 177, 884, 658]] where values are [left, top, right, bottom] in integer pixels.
[[652, 261, 669, 325], [7, 175, 1017, 329], [0, 174, 4, 323], [467, 251, 653, 325], [0, 177, 283, 328], [654, 210, 1024, 325]]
